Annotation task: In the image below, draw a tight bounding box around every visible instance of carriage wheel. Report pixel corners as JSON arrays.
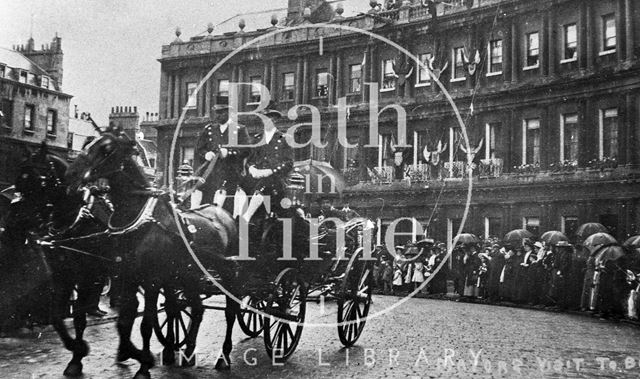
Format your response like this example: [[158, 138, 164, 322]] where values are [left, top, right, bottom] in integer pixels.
[[237, 295, 266, 338], [263, 268, 306, 362], [337, 247, 373, 347], [153, 288, 193, 350]]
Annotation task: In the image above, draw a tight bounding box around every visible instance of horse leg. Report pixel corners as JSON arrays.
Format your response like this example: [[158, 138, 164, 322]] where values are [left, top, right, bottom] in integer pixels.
[[116, 281, 142, 363], [215, 295, 238, 370], [62, 282, 91, 377], [133, 285, 158, 379], [160, 286, 176, 365], [50, 281, 82, 377], [180, 287, 204, 367]]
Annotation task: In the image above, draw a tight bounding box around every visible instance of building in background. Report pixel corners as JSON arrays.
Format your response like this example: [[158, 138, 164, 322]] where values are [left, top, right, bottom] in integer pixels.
[[150, 0, 640, 245], [0, 35, 71, 186], [67, 107, 101, 160], [109, 106, 158, 180]]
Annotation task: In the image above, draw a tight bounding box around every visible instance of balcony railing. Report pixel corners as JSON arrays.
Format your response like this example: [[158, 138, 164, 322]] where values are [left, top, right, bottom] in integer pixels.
[[407, 164, 431, 182], [478, 158, 504, 178], [443, 161, 468, 180]]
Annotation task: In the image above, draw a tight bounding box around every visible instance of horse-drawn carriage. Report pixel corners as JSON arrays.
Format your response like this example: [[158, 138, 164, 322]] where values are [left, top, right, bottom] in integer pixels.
[[1, 134, 375, 378]]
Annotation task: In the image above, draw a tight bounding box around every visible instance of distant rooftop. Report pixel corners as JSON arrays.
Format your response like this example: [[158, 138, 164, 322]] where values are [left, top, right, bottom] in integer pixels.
[[0, 47, 49, 77]]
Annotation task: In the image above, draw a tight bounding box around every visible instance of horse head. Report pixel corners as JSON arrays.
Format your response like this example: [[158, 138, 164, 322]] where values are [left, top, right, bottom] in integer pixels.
[[70, 133, 146, 191]]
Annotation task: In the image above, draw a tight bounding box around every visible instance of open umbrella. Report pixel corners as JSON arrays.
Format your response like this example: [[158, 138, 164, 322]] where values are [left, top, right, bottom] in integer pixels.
[[293, 159, 347, 197], [453, 233, 480, 245], [540, 230, 568, 246], [503, 229, 533, 247], [576, 222, 608, 242], [594, 244, 626, 265], [583, 232, 617, 251], [624, 235, 640, 248]]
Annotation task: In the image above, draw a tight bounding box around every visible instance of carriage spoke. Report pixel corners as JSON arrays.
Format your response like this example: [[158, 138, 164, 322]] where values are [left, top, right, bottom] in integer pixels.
[[179, 315, 188, 337]]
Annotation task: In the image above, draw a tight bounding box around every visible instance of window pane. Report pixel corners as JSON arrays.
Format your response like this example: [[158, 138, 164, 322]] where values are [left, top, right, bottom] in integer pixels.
[[564, 24, 577, 60], [382, 59, 395, 90], [249, 76, 261, 102], [603, 14, 616, 50], [47, 110, 56, 133], [186, 82, 197, 108], [603, 108, 618, 158], [527, 32, 540, 67], [454, 47, 465, 78], [563, 114, 578, 162], [282, 73, 295, 101], [349, 64, 362, 93], [217, 79, 229, 97], [417, 53, 432, 84], [490, 40, 503, 72], [525, 119, 540, 164], [316, 70, 328, 97]]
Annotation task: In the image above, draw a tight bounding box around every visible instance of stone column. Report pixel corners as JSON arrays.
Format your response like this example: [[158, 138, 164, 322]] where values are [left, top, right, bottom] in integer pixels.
[[328, 53, 336, 105], [579, 0, 588, 71], [205, 74, 211, 117], [173, 73, 181, 118], [335, 52, 343, 100], [625, 93, 634, 164], [511, 21, 519, 83], [295, 56, 303, 104], [541, 12, 549, 76], [625, 0, 635, 61], [504, 20, 513, 82], [302, 56, 309, 104], [263, 61, 270, 93], [270, 60, 277, 97], [616, 0, 624, 63], [548, 9, 556, 77], [586, 1, 595, 71]]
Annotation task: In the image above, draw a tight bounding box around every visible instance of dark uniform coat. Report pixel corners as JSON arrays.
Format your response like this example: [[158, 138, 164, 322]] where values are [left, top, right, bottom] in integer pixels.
[[195, 122, 252, 208], [246, 129, 293, 203]]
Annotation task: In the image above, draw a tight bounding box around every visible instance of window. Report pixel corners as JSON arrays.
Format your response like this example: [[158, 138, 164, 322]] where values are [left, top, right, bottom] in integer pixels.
[[525, 32, 540, 68], [24, 104, 35, 131], [181, 146, 195, 167], [602, 14, 616, 52], [599, 108, 618, 159], [1, 99, 12, 128], [349, 64, 362, 93], [562, 216, 579, 241], [484, 217, 502, 239], [46, 109, 57, 135], [488, 40, 503, 74], [249, 76, 262, 103], [563, 23, 577, 61], [523, 217, 540, 236], [315, 69, 329, 98], [485, 122, 501, 159], [185, 82, 197, 108], [282, 72, 295, 101], [27, 73, 35, 85], [217, 79, 229, 97], [452, 47, 465, 80], [523, 118, 541, 165], [0, 65, 5, 78], [416, 53, 432, 86], [561, 114, 578, 162], [41, 76, 49, 89], [381, 59, 395, 91], [343, 136, 359, 169], [19, 71, 27, 84]]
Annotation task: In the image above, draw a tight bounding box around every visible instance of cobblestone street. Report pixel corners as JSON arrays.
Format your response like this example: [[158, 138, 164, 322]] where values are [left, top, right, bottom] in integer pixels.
[[3, 296, 640, 378]]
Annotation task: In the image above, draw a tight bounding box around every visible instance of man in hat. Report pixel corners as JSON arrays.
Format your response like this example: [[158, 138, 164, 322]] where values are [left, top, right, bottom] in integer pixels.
[[246, 101, 293, 216], [194, 96, 252, 212]]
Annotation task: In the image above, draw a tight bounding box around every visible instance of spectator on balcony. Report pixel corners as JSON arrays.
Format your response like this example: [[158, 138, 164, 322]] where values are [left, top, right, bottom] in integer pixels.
[[392, 149, 410, 182]]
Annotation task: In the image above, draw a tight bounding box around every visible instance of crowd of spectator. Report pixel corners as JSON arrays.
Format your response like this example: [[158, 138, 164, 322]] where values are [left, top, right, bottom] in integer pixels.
[[370, 230, 640, 321]]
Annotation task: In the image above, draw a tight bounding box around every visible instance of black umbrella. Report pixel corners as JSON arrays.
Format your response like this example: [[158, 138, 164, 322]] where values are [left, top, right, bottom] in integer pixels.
[[503, 229, 533, 247], [540, 231, 568, 246], [583, 232, 617, 251], [594, 244, 625, 265], [576, 222, 608, 242], [453, 233, 480, 246], [624, 235, 640, 248]]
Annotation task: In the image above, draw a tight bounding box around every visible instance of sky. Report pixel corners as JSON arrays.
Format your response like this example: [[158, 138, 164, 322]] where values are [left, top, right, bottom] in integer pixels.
[[0, 0, 322, 125]]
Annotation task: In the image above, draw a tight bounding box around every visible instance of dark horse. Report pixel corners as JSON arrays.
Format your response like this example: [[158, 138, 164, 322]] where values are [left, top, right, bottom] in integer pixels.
[[67, 133, 238, 378], [0, 144, 114, 376]]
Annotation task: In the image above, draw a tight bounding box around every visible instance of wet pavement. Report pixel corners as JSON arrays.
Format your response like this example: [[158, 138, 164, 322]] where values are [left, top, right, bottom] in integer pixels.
[[2, 295, 640, 378]]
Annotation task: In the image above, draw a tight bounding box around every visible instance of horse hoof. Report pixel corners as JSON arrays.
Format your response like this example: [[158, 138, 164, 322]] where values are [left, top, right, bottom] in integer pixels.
[[63, 362, 83, 377], [133, 370, 151, 379], [161, 350, 175, 365], [117, 348, 132, 362], [214, 357, 230, 370]]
